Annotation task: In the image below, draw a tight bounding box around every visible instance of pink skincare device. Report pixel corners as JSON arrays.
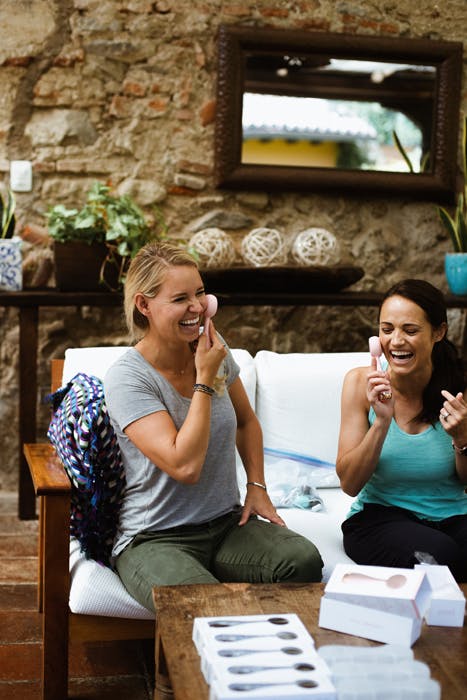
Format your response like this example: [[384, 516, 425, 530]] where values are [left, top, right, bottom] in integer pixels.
[[204, 294, 218, 343], [369, 335, 383, 371], [369, 336, 392, 401]]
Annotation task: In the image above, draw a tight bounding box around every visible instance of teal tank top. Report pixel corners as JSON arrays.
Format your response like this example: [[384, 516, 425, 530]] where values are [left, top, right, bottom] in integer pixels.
[[347, 407, 467, 522]]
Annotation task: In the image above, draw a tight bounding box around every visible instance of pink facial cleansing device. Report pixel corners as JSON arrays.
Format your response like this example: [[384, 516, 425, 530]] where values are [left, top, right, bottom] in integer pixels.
[[369, 335, 383, 370], [369, 335, 392, 401], [204, 294, 218, 344]]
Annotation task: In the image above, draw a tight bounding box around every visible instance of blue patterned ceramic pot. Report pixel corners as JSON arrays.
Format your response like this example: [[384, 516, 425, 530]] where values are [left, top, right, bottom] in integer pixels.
[[0, 237, 22, 291]]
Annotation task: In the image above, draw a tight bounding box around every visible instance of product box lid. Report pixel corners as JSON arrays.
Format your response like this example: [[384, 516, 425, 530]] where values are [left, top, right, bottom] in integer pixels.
[[324, 564, 431, 620]]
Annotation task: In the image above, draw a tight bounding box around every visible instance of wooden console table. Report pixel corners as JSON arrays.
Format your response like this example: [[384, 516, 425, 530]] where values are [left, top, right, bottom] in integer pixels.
[[2, 286, 467, 519]]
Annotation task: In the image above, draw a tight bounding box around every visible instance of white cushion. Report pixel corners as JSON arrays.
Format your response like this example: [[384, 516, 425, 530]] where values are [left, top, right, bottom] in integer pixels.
[[279, 488, 355, 582], [69, 538, 154, 618], [254, 351, 368, 487], [230, 348, 256, 408], [63, 346, 130, 383]]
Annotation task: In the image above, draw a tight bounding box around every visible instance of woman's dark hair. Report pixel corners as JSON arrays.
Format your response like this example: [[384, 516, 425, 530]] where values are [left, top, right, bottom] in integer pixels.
[[380, 279, 465, 423]]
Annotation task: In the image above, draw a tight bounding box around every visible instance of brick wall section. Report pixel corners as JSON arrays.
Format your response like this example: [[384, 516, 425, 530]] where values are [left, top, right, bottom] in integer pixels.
[[0, 0, 466, 487]]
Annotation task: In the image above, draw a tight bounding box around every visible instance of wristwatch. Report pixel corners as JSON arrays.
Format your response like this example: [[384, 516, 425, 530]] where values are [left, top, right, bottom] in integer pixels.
[[452, 441, 467, 455]]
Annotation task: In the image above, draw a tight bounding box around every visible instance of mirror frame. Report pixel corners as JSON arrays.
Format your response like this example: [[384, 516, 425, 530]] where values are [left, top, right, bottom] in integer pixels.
[[214, 25, 463, 202]]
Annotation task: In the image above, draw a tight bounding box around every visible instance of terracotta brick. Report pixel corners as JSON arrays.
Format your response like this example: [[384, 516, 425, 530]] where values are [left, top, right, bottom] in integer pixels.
[[2, 56, 32, 67], [223, 5, 251, 17], [53, 49, 85, 67], [167, 185, 198, 196], [177, 159, 212, 176], [123, 81, 147, 97], [200, 98, 216, 126], [147, 97, 170, 112], [260, 8, 289, 18]]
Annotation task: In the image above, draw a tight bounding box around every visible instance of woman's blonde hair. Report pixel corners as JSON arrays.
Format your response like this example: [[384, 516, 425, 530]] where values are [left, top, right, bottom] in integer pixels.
[[124, 241, 198, 341]]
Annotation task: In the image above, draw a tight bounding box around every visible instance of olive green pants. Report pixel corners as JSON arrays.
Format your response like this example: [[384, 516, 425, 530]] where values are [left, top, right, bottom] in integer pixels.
[[116, 509, 323, 611]]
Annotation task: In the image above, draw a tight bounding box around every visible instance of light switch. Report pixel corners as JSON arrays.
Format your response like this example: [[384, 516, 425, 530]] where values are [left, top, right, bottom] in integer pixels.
[[10, 160, 33, 192]]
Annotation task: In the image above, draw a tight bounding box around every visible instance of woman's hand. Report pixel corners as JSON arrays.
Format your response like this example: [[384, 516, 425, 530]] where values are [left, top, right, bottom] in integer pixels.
[[194, 319, 227, 386], [440, 389, 467, 445], [367, 356, 394, 418], [239, 486, 286, 527]]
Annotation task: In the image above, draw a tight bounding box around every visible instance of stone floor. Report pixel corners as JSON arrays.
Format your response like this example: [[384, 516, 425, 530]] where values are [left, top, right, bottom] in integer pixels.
[[0, 490, 154, 699]]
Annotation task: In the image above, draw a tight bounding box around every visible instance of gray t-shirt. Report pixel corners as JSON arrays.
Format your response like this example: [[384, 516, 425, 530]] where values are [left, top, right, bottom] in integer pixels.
[[104, 345, 241, 557]]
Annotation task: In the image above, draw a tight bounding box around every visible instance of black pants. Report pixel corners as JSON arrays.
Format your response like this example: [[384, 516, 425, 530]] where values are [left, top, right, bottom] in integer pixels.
[[342, 503, 467, 582]]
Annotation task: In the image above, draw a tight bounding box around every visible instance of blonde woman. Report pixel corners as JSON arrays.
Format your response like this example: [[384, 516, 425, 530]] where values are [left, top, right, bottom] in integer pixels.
[[104, 241, 323, 611]]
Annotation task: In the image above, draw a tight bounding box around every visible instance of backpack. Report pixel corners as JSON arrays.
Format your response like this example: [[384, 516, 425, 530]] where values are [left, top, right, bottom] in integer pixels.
[[46, 372, 126, 566]]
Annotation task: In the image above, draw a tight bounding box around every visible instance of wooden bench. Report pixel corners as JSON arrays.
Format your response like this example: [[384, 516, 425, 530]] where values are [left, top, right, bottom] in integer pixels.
[[24, 359, 156, 700]]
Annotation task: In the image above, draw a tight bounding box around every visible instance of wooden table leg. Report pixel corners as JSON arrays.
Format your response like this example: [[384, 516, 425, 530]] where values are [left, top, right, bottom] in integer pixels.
[[154, 623, 174, 700], [18, 306, 38, 519]]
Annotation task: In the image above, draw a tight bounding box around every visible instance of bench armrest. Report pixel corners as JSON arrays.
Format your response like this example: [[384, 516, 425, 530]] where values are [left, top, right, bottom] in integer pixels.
[[24, 443, 70, 494]]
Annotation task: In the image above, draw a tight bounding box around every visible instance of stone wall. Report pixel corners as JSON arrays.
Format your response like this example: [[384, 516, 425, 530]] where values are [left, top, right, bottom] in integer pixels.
[[0, 0, 466, 489]]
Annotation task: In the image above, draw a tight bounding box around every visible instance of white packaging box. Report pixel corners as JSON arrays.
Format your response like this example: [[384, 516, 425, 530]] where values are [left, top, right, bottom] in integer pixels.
[[415, 564, 466, 627], [209, 668, 337, 700], [202, 644, 330, 686], [193, 613, 313, 657], [193, 613, 318, 686], [318, 564, 432, 646]]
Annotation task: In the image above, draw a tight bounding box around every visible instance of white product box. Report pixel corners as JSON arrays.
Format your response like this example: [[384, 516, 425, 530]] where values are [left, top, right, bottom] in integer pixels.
[[209, 668, 337, 700], [415, 564, 466, 627], [193, 613, 318, 686], [318, 564, 432, 646], [193, 613, 313, 656], [202, 645, 330, 686]]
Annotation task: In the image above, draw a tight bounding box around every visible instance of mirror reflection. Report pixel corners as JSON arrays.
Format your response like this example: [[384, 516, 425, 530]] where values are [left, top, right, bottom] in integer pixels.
[[242, 58, 436, 173], [215, 25, 462, 200]]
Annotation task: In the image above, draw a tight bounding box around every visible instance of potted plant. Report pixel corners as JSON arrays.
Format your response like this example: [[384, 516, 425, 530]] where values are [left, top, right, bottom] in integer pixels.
[[0, 187, 22, 291], [437, 116, 467, 295], [47, 181, 165, 291]]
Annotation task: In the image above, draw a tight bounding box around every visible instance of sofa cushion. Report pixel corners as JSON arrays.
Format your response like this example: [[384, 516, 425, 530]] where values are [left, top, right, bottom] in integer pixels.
[[279, 488, 355, 582], [69, 537, 154, 618], [63, 346, 130, 383], [254, 351, 369, 487]]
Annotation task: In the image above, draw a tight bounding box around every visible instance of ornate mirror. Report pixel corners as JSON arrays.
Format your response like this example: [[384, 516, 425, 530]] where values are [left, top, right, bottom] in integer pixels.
[[214, 25, 462, 201]]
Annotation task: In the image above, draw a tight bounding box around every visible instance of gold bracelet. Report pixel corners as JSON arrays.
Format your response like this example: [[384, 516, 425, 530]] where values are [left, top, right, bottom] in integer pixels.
[[246, 481, 267, 491]]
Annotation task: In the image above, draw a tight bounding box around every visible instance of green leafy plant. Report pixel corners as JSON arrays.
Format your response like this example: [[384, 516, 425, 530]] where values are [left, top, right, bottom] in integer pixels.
[[46, 181, 167, 288], [437, 115, 467, 252], [0, 188, 16, 238]]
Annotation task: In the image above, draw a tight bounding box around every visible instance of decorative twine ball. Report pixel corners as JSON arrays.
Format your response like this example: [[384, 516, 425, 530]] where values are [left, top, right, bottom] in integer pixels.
[[241, 227, 288, 267], [188, 228, 236, 269], [292, 227, 340, 266]]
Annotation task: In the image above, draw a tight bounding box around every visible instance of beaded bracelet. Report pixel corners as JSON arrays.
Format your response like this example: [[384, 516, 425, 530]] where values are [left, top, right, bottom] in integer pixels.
[[246, 481, 267, 491], [193, 383, 215, 396]]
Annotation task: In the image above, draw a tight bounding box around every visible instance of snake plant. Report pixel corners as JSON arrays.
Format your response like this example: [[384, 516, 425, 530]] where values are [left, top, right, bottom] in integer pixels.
[[0, 188, 16, 238]]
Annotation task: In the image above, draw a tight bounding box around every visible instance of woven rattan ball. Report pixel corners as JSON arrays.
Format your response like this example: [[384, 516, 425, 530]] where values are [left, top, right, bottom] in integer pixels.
[[292, 227, 340, 266], [241, 227, 288, 267], [188, 228, 236, 269]]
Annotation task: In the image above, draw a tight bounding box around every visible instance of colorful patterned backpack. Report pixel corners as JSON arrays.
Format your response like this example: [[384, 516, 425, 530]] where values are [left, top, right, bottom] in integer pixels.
[[46, 372, 126, 566]]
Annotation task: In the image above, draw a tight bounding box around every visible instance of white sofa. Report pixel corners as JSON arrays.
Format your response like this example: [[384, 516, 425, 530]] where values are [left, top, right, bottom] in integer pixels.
[[61, 346, 370, 620]]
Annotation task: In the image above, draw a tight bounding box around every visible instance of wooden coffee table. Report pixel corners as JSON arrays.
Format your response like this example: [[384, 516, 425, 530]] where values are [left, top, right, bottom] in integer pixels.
[[152, 582, 467, 700]]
